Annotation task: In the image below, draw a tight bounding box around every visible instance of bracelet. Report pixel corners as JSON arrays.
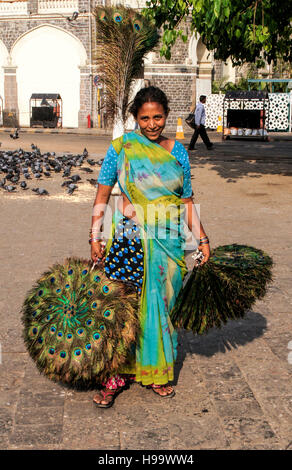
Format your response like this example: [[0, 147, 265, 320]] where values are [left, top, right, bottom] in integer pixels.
[[200, 235, 209, 241], [89, 238, 103, 244]]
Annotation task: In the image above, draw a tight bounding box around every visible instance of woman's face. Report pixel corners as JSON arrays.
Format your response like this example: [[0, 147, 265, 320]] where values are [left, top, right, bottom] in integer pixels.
[[136, 101, 168, 141]]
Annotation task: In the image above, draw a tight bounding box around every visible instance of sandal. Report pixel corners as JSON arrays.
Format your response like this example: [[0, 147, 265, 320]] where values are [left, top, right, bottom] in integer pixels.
[[93, 387, 123, 408], [146, 384, 176, 398]]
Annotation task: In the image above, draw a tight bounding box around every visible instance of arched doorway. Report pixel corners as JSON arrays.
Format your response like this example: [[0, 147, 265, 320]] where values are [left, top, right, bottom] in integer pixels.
[[11, 25, 87, 127]]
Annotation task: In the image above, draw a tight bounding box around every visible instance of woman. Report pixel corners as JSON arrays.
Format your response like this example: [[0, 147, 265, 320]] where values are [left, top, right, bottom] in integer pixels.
[[90, 86, 210, 407]]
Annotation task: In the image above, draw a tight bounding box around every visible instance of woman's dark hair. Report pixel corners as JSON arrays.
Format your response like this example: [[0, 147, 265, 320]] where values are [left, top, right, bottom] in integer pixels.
[[129, 86, 169, 118]]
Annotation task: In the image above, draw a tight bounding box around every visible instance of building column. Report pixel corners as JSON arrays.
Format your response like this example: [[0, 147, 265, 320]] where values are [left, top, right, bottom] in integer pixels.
[[3, 66, 19, 127], [196, 63, 213, 101], [79, 65, 91, 127]]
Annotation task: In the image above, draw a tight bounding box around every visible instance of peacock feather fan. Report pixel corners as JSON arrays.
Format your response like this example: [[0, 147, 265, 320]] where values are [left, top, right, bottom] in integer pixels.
[[93, 5, 159, 126], [170, 244, 273, 335], [21, 257, 140, 389]]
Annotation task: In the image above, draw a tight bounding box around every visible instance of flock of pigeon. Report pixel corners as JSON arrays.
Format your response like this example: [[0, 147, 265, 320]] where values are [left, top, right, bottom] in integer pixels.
[[0, 131, 103, 196]]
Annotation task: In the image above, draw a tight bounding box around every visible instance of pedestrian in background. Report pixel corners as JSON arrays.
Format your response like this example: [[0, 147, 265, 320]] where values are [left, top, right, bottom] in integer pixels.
[[188, 95, 213, 151]]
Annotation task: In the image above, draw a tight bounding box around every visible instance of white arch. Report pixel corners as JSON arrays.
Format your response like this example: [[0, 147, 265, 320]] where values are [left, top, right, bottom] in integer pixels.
[[0, 40, 10, 121], [188, 33, 199, 67], [196, 38, 212, 64], [11, 25, 87, 127]]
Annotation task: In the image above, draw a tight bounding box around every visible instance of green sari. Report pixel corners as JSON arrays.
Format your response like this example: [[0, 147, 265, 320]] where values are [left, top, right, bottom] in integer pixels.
[[106, 130, 188, 385]]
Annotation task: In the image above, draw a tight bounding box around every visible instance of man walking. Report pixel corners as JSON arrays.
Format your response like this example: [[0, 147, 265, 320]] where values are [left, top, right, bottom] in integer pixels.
[[188, 95, 213, 151]]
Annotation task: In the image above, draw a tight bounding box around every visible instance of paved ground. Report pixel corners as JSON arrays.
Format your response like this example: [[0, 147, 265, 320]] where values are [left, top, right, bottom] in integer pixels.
[[1, 130, 292, 450]]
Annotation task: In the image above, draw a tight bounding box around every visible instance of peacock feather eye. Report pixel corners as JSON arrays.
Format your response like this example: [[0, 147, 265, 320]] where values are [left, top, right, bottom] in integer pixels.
[[82, 269, 88, 276], [56, 288, 61, 294], [32, 327, 38, 335], [99, 325, 105, 331], [85, 343, 91, 350], [47, 305, 53, 310], [102, 285, 109, 294], [37, 337, 43, 344], [77, 328, 84, 337], [38, 289, 44, 296], [93, 332, 100, 341], [74, 348, 82, 357], [45, 314, 51, 321], [104, 309, 111, 318], [91, 301, 98, 309], [133, 20, 142, 32], [99, 10, 106, 21], [113, 12, 123, 23], [80, 284, 86, 289], [87, 290, 93, 296], [48, 347, 55, 356], [32, 310, 37, 317], [86, 319, 93, 326], [68, 269, 73, 275], [57, 331, 63, 338], [50, 326, 56, 334], [50, 277, 55, 284], [94, 275, 101, 283], [65, 284, 70, 289], [60, 351, 67, 359]]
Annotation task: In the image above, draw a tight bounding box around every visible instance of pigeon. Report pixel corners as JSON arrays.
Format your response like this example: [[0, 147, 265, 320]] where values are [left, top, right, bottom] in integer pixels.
[[80, 167, 93, 173], [20, 181, 27, 189], [83, 148, 88, 157], [87, 159, 96, 166], [4, 185, 16, 192], [97, 158, 104, 166], [44, 172, 51, 177], [69, 174, 81, 182], [87, 178, 98, 188], [10, 129, 19, 139], [32, 188, 49, 196]]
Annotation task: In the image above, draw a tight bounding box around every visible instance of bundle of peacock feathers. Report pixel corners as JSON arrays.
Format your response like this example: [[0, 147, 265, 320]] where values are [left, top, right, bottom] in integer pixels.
[[170, 244, 273, 335], [21, 257, 140, 389], [93, 5, 159, 136]]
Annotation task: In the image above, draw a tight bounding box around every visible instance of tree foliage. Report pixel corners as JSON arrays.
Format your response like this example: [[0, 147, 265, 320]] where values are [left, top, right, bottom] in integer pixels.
[[143, 0, 292, 66]]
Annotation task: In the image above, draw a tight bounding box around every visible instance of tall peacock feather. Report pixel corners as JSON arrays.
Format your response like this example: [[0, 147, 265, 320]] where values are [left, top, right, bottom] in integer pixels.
[[21, 257, 140, 389], [170, 244, 273, 335], [93, 5, 159, 139]]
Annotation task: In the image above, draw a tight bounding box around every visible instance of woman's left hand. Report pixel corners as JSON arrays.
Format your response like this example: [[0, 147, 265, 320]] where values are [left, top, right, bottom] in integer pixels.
[[198, 243, 210, 265]]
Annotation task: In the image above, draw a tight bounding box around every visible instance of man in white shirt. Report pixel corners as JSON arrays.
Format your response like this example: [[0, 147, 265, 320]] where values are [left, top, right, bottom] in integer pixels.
[[188, 95, 213, 151]]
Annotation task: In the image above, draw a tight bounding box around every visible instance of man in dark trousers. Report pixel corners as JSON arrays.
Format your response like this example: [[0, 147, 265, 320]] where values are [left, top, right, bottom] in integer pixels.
[[188, 95, 213, 151]]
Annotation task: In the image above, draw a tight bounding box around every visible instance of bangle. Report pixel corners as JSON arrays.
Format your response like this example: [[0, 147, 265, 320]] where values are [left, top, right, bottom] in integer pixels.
[[199, 235, 209, 245], [89, 238, 102, 244]]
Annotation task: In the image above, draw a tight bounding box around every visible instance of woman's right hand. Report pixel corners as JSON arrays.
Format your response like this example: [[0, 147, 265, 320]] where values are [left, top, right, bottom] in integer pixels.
[[91, 240, 105, 265]]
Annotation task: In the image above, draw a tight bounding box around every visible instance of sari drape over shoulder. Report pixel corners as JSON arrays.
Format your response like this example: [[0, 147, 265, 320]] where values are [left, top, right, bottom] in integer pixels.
[[106, 131, 188, 385]]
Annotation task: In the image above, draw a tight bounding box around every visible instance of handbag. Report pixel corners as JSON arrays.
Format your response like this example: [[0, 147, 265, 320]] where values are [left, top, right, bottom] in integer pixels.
[[185, 113, 196, 129]]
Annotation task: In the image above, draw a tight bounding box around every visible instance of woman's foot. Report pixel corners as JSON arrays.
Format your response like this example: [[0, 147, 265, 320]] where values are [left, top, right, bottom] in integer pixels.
[[93, 386, 123, 408], [147, 384, 175, 398]]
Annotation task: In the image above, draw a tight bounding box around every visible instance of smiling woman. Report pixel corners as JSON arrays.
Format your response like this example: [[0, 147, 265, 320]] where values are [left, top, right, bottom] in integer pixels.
[[90, 86, 210, 407]]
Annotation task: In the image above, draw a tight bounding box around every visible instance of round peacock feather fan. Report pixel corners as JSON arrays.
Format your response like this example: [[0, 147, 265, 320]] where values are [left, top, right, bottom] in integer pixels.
[[21, 257, 140, 389], [170, 244, 273, 335]]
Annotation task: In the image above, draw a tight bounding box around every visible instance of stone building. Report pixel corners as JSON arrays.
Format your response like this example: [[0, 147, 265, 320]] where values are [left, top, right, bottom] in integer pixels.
[[0, 0, 235, 130]]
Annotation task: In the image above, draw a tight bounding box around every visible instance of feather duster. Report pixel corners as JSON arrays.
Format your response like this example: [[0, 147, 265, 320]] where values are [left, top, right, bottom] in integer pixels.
[[93, 5, 159, 138], [21, 257, 140, 389], [170, 244, 273, 335]]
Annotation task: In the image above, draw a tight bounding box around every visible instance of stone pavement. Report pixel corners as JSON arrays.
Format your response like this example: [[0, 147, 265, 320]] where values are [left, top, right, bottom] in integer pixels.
[[1, 133, 292, 450]]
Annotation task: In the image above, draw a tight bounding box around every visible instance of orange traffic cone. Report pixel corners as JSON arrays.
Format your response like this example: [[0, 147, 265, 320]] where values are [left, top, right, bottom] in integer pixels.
[[176, 117, 184, 139]]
